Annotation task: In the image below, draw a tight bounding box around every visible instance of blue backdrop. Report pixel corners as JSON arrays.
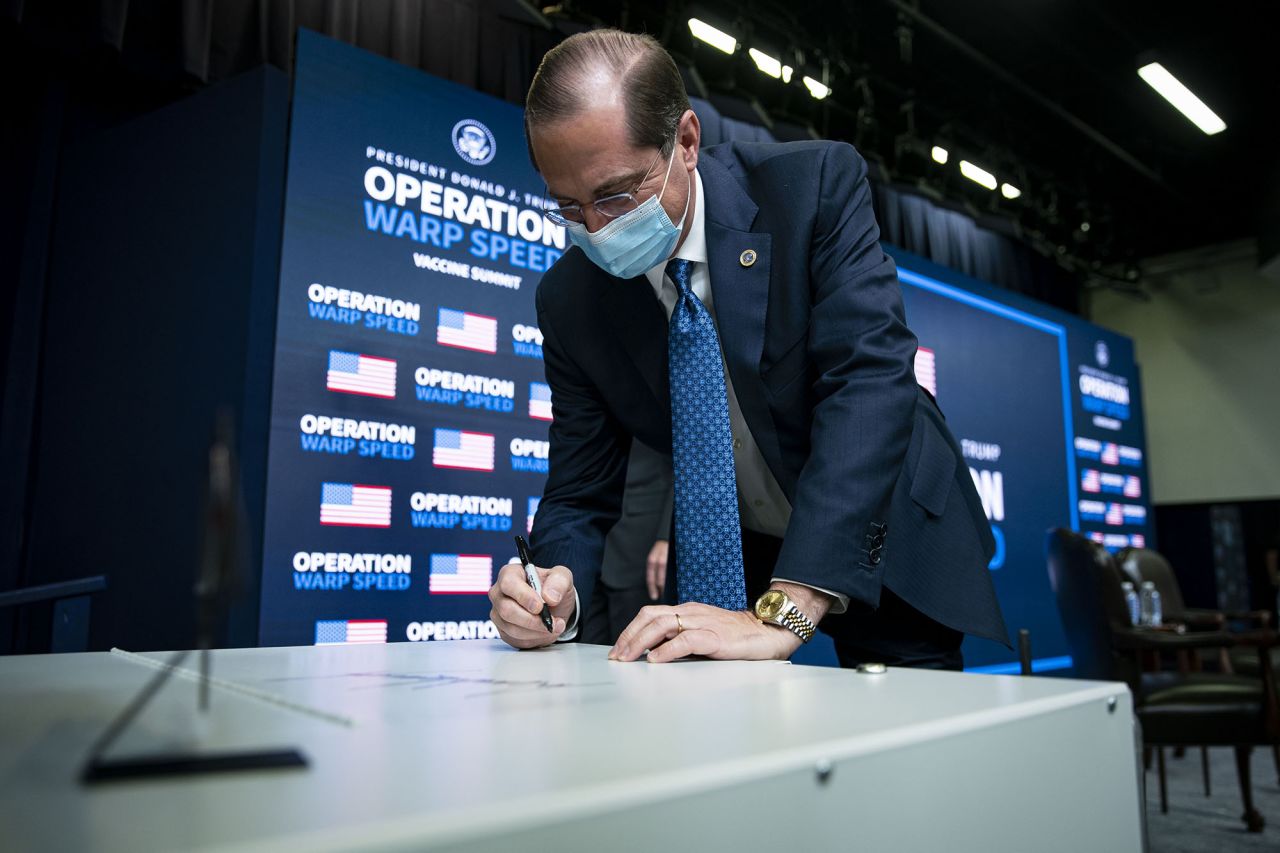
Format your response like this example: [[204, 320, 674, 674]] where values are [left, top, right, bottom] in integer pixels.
[[259, 32, 1153, 673]]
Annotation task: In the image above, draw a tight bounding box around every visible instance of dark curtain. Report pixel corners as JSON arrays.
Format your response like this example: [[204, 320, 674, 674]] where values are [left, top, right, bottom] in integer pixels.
[[3, 0, 557, 104]]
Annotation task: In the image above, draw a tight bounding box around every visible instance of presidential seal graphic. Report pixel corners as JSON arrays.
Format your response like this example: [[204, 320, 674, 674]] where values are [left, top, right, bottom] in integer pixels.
[[1094, 340, 1110, 368], [452, 119, 496, 165]]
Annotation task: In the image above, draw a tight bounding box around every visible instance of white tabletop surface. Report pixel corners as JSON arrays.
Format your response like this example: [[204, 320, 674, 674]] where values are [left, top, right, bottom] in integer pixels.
[[0, 640, 1130, 852]]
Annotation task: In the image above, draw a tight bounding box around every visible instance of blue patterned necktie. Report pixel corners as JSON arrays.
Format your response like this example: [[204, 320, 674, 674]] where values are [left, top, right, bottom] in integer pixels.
[[666, 258, 747, 611]]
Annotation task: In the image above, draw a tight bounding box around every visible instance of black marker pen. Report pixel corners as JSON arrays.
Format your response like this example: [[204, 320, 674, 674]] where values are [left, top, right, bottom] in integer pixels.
[[515, 535, 555, 632]]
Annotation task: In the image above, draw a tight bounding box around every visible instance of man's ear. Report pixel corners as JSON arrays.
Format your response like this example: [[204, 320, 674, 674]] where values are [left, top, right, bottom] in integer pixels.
[[679, 109, 701, 169]]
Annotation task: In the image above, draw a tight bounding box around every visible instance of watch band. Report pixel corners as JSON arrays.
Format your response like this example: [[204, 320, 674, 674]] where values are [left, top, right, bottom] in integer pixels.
[[778, 604, 817, 643]]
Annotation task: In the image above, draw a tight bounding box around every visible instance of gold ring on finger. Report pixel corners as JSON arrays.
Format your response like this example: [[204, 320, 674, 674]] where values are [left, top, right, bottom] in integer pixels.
[[675, 613, 684, 634]]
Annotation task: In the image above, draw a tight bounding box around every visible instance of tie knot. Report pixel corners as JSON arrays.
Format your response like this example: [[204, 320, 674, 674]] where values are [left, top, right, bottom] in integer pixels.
[[665, 258, 693, 294]]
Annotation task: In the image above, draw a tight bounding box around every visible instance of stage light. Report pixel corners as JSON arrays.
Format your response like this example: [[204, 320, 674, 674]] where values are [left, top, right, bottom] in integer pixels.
[[931, 145, 949, 164], [1000, 182, 1021, 200], [802, 76, 831, 100], [689, 19, 737, 55], [782, 66, 793, 83], [959, 160, 997, 190], [749, 48, 786, 79], [1137, 62, 1226, 135]]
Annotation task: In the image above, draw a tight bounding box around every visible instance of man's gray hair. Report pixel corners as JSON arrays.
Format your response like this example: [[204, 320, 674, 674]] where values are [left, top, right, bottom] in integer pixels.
[[524, 29, 691, 170]]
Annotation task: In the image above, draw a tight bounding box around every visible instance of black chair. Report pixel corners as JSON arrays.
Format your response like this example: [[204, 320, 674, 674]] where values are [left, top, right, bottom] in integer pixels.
[[1118, 547, 1272, 639], [1047, 528, 1278, 832]]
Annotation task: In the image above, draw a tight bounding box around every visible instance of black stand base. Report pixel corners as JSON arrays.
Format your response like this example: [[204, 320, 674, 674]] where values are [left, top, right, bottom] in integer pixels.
[[81, 748, 307, 785]]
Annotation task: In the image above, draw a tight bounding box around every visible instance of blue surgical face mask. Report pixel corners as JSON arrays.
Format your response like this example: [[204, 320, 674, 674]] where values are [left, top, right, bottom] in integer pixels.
[[564, 145, 690, 279]]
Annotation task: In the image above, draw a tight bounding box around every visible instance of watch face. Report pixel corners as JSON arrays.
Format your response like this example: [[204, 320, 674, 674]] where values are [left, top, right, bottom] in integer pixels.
[[755, 590, 786, 620]]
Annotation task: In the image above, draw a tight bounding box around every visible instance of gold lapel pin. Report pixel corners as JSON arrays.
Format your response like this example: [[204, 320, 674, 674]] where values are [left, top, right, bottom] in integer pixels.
[[739, 249, 758, 267]]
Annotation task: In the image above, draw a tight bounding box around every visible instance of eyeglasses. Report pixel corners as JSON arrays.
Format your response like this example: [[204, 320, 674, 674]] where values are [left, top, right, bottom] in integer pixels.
[[542, 146, 667, 227]]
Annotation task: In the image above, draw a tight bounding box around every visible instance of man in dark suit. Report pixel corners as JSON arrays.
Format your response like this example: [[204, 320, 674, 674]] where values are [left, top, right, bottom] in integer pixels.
[[488, 29, 1007, 669]]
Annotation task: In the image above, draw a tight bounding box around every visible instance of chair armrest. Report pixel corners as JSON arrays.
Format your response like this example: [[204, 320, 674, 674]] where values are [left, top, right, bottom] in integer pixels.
[[1176, 609, 1226, 629], [1111, 628, 1238, 652], [1222, 609, 1272, 628], [1224, 629, 1279, 650]]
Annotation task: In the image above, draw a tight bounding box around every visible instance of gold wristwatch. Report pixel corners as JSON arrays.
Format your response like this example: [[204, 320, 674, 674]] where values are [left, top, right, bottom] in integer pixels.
[[753, 589, 816, 643]]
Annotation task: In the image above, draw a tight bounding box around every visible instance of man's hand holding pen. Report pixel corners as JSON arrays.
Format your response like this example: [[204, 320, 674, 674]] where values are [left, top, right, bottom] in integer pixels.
[[489, 557, 576, 649]]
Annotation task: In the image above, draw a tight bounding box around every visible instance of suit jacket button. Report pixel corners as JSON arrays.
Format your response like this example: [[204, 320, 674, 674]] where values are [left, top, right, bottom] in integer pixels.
[[739, 249, 758, 267], [869, 547, 882, 563]]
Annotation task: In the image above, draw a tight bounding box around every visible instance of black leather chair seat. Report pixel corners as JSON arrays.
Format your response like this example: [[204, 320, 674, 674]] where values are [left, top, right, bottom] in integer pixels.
[[1142, 672, 1264, 706], [1140, 701, 1268, 745]]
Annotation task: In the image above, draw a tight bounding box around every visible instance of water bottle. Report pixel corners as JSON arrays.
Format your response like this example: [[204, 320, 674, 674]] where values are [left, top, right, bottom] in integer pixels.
[[1122, 581, 1140, 626], [1149, 588, 1162, 627], [1139, 581, 1156, 626]]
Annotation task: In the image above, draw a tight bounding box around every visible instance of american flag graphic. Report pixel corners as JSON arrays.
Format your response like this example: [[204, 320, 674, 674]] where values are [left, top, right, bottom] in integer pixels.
[[326, 351, 396, 398], [437, 308, 497, 353], [429, 554, 493, 594], [1130, 534, 1146, 548], [1089, 531, 1105, 544], [529, 382, 553, 421], [1081, 469, 1101, 493], [432, 428, 494, 471], [527, 496, 540, 533], [1105, 503, 1124, 526], [314, 619, 387, 645], [914, 347, 937, 398], [1101, 443, 1120, 466], [320, 483, 392, 527], [1124, 476, 1142, 498]]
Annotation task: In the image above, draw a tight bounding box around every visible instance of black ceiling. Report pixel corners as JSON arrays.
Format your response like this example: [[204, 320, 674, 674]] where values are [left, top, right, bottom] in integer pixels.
[[567, 0, 1276, 271]]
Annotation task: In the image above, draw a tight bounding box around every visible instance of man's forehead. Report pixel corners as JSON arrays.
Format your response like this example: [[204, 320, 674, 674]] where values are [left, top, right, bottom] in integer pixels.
[[533, 109, 654, 198]]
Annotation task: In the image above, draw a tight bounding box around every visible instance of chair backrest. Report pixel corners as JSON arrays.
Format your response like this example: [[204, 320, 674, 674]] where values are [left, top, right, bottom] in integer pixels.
[[1117, 547, 1188, 615], [1046, 528, 1131, 682]]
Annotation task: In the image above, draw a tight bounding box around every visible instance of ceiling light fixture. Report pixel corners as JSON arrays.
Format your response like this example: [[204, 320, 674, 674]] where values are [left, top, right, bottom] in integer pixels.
[[1137, 62, 1226, 135], [802, 76, 831, 100], [748, 48, 791, 81], [688, 19, 737, 55], [959, 160, 998, 190]]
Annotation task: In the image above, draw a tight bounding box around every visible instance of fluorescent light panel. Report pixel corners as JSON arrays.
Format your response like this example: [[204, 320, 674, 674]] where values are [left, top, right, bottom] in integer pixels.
[[931, 145, 949, 164], [959, 160, 998, 191], [1137, 62, 1226, 135], [1000, 183, 1021, 200], [688, 19, 737, 54], [802, 76, 831, 100]]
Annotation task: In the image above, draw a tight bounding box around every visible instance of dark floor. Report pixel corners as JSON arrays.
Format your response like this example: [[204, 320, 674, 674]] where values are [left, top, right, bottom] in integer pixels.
[[1145, 746, 1280, 852]]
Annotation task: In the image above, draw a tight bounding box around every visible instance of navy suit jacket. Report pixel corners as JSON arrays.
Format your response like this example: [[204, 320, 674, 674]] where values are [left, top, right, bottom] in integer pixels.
[[530, 140, 1008, 646]]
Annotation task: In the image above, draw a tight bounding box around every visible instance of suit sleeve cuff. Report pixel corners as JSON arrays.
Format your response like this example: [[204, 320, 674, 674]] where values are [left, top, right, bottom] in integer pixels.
[[555, 586, 581, 642], [770, 577, 849, 615]]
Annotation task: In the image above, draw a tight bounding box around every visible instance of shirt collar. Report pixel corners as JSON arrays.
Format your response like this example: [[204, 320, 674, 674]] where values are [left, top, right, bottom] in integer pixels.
[[644, 168, 706, 295]]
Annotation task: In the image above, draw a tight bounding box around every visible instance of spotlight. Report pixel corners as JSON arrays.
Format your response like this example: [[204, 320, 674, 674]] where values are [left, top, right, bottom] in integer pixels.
[[748, 48, 791, 82], [930, 145, 949, 164], [1000, 182, 1021, 200], [1137, 62, 1226, 135], [802, 76, 831, 100], [959, 160, 997, 191], [688, 19, 737, 55]]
